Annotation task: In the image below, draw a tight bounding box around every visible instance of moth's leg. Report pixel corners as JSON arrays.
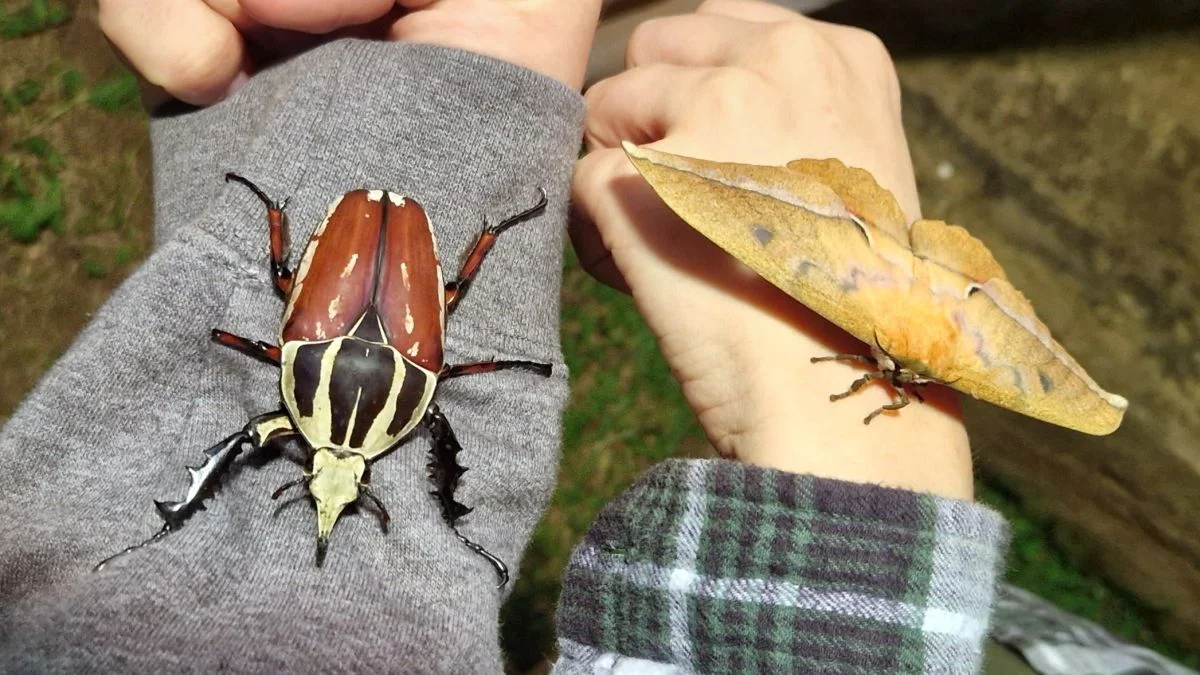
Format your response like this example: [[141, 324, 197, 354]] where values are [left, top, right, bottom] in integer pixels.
[[863, 388, 913, 425], [423, 403, 510, 588], [440, 359, 551, 381], [829, 371, 886, 401], [211, 329, 281, 365], [95, 411, 295, 571], [444, 188, 548, 314], [225, 173, 293, 297], [811, 353, 875, 366]]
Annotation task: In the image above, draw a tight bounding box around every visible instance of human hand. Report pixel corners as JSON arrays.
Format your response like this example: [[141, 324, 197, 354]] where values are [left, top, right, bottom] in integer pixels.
[[572, 0, 974, 499], [98, 0, 601, 106]]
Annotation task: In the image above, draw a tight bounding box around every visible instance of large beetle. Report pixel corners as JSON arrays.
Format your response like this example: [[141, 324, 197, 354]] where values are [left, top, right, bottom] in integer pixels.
[[98, 175, 550, 586]]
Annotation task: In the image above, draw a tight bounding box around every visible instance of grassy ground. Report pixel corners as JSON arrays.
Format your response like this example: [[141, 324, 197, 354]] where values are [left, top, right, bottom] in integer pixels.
[[1, 2, 1196, 672]]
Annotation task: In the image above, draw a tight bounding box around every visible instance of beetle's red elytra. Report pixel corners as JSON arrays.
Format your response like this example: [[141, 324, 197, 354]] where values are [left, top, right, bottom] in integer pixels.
[[96, 175, 551, 587]]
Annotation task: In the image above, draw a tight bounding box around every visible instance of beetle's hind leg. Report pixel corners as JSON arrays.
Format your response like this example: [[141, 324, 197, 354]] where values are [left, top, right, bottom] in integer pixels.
[[440, 359, 551, 380], [423, 403, 510, 588], [444, 188, 548, 313], [225, 173, 293, 297], [211, 329, 281, 365]]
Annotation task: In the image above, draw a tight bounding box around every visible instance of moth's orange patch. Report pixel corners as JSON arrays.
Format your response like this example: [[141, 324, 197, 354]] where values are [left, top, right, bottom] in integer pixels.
[[861, 285, 961, 380]]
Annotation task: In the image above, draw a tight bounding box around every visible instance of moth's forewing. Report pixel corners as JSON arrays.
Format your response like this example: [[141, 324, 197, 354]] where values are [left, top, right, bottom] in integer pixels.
[[623, 142, 1127, 435]]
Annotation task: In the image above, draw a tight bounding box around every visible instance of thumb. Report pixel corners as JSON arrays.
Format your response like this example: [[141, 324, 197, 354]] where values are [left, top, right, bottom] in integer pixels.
[[569, 148, 637, 294]]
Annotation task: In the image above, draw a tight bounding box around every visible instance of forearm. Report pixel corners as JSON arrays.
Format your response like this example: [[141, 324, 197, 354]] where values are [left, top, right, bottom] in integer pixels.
[[555, 459, 1009, 675], [0, 40, 581, 673]]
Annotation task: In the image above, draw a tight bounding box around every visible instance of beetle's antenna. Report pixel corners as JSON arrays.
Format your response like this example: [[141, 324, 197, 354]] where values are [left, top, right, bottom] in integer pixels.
[[225, 173, 282, 210], [93, 523, 173, 572], [271, 474, 312, 500], [357, 483, 391, 534]]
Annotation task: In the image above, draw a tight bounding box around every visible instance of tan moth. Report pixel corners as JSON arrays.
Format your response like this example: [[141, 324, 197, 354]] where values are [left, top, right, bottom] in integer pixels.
[[623, 142, 1127, 435]]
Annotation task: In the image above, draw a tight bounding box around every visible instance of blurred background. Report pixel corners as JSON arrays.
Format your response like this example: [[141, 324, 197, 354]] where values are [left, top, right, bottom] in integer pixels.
[[0, 0, 1197, 671]]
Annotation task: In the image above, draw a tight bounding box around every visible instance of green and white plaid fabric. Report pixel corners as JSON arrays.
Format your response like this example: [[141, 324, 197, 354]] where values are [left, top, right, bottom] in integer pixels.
[[554, 459, 1010, 674]]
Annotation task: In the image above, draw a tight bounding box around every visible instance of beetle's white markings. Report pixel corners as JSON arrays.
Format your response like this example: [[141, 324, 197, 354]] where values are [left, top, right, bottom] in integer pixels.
[[374, 358, 439, 456], [387, 193, 405, 207], [282, 238, 322, 335], [400, 262, 411, 290], [436, 261, 446, 339], [312, 195, 344, 239], [281, 338, 343, 452], [328, 296, 341, 321], [315, 321, 326, 340], [344, 387, 364, 443], [404, 304, 415, 334], [312, 339, 341, 446], [367, 189, 384, 202], [253, 414, 295, 444], [341, 254, 359, 279], [407, 342, 420, 358]]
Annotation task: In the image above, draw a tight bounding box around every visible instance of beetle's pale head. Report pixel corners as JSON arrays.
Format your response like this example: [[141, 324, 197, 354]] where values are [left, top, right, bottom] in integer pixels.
[[309, 448, 367, 566]]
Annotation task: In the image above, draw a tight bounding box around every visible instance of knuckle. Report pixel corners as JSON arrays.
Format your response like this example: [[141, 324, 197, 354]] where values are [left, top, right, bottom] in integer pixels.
[[840, 27, 894, 68], [759, 20, 819, 63], [626, 17, 665, 66], [698, 67, 769, 116], [158, 32, 240, 96]]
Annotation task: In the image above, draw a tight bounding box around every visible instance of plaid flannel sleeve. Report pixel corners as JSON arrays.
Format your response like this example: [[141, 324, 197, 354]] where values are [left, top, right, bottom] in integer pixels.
[[553, 459, 1010, 675]]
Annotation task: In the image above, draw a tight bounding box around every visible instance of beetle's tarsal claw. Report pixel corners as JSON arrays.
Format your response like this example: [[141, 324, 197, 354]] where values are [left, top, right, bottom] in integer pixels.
[[455, 532, 509, 589], [93, 522, 174, 572]]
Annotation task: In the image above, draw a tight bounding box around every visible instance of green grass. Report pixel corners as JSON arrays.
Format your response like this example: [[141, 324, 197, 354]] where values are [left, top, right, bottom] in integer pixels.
[[0, 0, 70, 39], [1, 60, 146, 246], [87, 71, 139, 112]]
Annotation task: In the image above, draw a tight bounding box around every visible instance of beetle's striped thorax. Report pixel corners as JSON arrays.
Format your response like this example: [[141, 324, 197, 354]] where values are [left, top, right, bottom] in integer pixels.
[[280, 330, 437, 460]]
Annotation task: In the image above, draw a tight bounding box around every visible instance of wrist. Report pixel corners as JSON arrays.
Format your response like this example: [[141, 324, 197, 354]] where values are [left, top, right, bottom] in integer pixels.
[[708, 309, 975, 501]]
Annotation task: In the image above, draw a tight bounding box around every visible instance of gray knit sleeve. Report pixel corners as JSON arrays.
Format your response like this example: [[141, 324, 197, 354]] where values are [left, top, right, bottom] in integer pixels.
[[0, 40, 582, 674]]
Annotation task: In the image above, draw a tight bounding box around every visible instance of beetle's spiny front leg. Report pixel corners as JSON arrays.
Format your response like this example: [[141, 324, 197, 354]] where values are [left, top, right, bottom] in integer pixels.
[[211, 329, 281, 365], [94, 411, 296, 571], [225, 173, 293, 297], [444, 188, 548, 313], [423, 403, 510, 588], [440, 359, 551, 381]]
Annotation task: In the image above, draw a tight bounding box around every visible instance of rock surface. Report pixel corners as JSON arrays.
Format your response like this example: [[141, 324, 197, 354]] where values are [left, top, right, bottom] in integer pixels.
[[893, 29, 1200, 650]]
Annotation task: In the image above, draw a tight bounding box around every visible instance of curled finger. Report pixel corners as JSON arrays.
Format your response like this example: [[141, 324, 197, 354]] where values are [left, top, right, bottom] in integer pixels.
[[625, 13, 759, 69], [238, 0, 398, 34], [696, 0, 801, 23], [99, 0, 248, 106]]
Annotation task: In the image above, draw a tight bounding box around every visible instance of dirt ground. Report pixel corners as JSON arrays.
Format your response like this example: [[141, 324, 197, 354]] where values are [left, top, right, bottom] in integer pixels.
[[0, 4, 151, 422]]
